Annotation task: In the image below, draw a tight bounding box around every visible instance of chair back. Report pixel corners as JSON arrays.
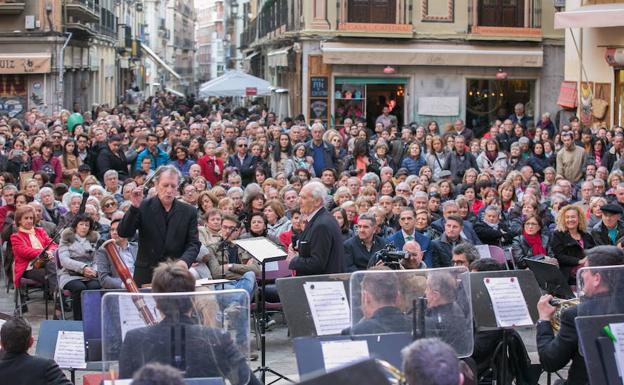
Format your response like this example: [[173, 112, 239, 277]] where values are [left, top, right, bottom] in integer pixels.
[[488, 245, 509, 269]]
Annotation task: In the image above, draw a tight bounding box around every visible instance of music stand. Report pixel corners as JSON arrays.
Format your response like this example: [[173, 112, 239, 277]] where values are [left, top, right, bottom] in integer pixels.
[[525, 259, 575, 299], [297, 359, 391, 385], [470, 270, 541, 385], [233, 237, 292, 384], [275, 274, 351, 338], [576, 314, 624, 385]]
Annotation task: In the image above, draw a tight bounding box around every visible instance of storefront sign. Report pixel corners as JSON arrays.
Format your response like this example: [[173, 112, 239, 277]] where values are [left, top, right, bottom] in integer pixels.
[[0, 55, 51, 74], [417, 97, 459, 116], [245, 87, 257, 96], [311, 76, 328, 98]]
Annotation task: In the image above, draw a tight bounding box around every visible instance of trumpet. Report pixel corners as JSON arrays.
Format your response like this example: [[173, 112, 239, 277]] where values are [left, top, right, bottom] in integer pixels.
[[549, 298, 580, 333]]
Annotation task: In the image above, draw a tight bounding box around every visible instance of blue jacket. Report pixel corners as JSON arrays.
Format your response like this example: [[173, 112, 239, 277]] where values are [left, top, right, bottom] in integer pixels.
[[305, 140, 336, 177], [135, 147, 170, 170], [170, 159, 196, 177], [385, 230, 432, 267], [401, 156, 426, 176]]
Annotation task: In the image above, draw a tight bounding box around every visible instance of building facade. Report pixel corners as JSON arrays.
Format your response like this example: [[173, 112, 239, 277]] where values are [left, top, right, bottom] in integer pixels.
[[196, 0, 226, 84], [241, 0, 565, 134], [556, 0, 624, 128]]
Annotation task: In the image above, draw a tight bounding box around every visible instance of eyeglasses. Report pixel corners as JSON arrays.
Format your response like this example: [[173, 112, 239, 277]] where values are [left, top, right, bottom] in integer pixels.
[[238, 144, 248, 148], [104, 202, 117, 208]]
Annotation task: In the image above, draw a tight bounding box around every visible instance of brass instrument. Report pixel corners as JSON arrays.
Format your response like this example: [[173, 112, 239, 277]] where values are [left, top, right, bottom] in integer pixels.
[[550, 298, 580, 333], [375, 359, 405, 385]]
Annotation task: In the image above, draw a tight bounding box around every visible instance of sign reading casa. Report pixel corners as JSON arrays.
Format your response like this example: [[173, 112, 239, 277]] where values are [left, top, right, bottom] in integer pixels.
[[0, 54, 51, 74]]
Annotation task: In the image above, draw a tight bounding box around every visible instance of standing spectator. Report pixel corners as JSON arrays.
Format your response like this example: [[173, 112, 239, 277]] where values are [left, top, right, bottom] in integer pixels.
[[509, 103, 529, 128], [536, 112, 556, 138], [556, 131, 585, 183], [31, 142, 62, 183], [451, 119, 474, 143], [169, 145, 195, 177], [58, 139, 82, 185], [306, 123, 336, 177], [96, 135, 130, 181], [197, 141, 224, 188], [445, 136, 479, 185], [227, 137, 257, 186], [135, 133, 170, 171]]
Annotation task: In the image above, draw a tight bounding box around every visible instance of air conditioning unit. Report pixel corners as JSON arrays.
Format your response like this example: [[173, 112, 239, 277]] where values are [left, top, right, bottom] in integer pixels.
[[25, 15, 36, 30]]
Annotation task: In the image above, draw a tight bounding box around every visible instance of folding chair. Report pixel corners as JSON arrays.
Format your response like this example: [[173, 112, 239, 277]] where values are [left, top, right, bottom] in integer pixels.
[[13, 261, 49, 319], [488, 245, 510, 270], [54, 249, 73, 320]]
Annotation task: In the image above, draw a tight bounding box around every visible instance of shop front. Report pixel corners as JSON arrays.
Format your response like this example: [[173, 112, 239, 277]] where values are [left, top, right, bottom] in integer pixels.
[[0, 53, 51, 118], [333, 77, 408, 128]]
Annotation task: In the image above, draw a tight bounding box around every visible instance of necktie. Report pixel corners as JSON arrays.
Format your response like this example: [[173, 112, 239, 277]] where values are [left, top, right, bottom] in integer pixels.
[[406, 235, 414, 241]]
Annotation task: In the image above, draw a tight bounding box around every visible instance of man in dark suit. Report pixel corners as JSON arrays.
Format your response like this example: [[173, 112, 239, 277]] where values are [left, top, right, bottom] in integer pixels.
[[386, 208, 432, 267], [227, 137, 257, 186], [288, 181, 344, 275], [119, 165, 201, 286], [0, 317, 72, 385], [118, 261, 260, 385], [536, 245, 624, 385], [431, 201, 482, 245], [344, 213, 387, 272]]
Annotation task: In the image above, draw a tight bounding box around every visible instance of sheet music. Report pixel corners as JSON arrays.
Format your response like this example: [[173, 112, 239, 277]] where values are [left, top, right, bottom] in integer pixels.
[[484, 277, 533, 327], [233, 238, 287, 262], [609, 323, 624, 383], [321, 340, 369, 371], [476, 245, 492, 259], [118, 295, 161, 340], [195, 278, 231, 287], [303, 281, 351, 335], [53, 331, 87, 369]]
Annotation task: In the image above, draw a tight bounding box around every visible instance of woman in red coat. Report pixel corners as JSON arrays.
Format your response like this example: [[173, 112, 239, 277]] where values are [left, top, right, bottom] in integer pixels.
[[10, 205, 58, 294]]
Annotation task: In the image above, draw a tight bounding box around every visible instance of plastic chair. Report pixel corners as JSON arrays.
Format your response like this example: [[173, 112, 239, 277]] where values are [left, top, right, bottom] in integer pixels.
[[487, 245, 510, 270]]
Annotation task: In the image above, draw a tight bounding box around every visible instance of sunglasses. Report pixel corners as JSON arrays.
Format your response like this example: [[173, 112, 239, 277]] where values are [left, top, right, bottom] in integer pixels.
[[238, 144, 248, 148], [104, 202, 117, 208]]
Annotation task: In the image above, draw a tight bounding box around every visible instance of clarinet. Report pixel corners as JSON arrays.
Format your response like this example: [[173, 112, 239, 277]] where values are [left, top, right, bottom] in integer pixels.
[[102, 239, 157, 326]]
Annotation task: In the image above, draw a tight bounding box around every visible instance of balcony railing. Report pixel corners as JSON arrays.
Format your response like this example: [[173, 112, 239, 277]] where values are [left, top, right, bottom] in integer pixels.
[[66, 0, 100, 23], [258, 0, 290, 39], [240, 17, 257, 49], [337, 0, 413, 34], [0, 0, 25, 15]]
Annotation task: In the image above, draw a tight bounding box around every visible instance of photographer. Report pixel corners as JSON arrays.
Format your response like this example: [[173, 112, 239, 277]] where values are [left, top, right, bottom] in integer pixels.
[[401, 241, 427, 270], [344, 214, 387, 272]]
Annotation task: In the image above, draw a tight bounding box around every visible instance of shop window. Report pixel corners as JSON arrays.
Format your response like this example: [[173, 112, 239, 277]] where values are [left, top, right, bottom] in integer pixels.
[[465, 78, 536, 136], [347, 0, 396, 24]]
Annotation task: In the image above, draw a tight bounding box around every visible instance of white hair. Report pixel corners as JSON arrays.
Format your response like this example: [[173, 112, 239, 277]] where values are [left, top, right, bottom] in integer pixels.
[[303, 181, 328, 206]]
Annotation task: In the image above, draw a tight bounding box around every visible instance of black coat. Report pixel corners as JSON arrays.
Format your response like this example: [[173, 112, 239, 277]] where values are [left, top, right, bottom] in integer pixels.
[[0, 352, 72, 385], [430, 234, 462, 268], [342, 306, 410, 335], [119, 316, 259, 385], [288, 207, 344, 275], [96, 146, 130, 181], [537, 294, 612, 385], [473, 220, 514, 246], [227, 153, 257, 186], [343, 235, 387, 272], [118, 197, 201, 286], [590, 221, 624, 246], [548, 230, 595, 284], [510, 233, 550, 269]]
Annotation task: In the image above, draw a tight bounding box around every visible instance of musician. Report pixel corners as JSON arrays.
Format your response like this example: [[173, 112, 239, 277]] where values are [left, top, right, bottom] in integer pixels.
[[95, 218, 138, 289], [10, 206, 58, 307], [424, 271, 471, 355], [118, 261, 260, 385], [342, 272, 410, 335], [536, 245, 624, 385], [119, 165, 201, 286], [58, 214, 101, 320], [0, 317, 72, 385], [402, 338, 464, 385]]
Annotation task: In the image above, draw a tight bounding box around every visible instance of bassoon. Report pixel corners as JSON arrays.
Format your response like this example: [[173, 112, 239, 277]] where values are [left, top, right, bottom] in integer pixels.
[[102, 239, 157, 326]]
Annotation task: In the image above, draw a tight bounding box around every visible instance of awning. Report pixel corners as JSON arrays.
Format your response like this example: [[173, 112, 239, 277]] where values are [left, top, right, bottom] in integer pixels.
[[267, 46, 291, 67], [554, 4, 624, 29], [140, 43, 181, 80], [0, 53, 51, 74], [165, 88, 185, 97], [321, 42, 543, 67]]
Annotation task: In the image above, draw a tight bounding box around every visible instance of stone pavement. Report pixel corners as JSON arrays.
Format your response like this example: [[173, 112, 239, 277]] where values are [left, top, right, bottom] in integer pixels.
[[0, 285, 566, 385]]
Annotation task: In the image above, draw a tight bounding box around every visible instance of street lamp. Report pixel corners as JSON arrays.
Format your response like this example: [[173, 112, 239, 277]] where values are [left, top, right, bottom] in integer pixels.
[[231, 1, 239, 16]]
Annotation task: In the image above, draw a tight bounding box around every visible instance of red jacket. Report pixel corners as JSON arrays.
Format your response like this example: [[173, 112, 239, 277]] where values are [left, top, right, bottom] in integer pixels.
[[10, 227, 57, 284], [31, 155, 62, 183], [197, 155, 224, 187], [0, 204, 15, 228]]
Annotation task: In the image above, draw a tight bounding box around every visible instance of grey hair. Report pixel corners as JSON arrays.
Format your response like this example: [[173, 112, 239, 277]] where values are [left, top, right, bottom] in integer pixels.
[[226, 187, 244, 197], [452, 242, 480, 264], [413, 191, 428, 200], [380, 166, 393, 175], [103, 169, 118, 180], [402, 338, 460, 385], [310, 122, 325, 132], [357, 213, 377, 227], [304, 181, 328, 204], [361, 172, 380, 188], [2, 184, 17, 193], [442, 200, 459, 212], [235, 136, 249, 145], [39, 187, 54, 196], [153, 165, 182, 186], [484, 204, 501, 216]]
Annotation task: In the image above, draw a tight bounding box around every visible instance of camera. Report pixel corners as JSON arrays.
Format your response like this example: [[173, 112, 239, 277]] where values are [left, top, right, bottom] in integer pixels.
[[373, 244, 409, 269]]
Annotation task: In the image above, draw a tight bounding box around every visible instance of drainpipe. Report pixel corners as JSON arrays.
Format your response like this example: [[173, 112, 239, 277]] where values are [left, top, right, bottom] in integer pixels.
[[58, 32, 73, 112]]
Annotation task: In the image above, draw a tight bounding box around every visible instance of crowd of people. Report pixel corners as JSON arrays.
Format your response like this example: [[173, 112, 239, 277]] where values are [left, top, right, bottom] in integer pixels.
[[1, 93, 624, 384]]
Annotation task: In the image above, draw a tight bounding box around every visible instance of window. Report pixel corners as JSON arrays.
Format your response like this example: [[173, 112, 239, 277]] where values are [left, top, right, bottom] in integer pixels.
[[478, 0, 524, 28], [348, 0, 396, 24]]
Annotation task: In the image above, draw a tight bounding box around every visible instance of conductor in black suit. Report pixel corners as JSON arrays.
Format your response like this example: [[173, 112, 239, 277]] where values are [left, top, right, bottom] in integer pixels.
[[536, 245, 624, 385], [119, 165, 201, 286], [287, 181, 344, 275], [0, 317, 72, 385]]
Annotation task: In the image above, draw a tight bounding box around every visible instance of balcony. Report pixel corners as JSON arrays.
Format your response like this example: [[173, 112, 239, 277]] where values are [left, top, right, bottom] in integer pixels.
[[66, 0, 100, 23], [0, 0, 25, 14], [337, 0, 413, 35], [240, 18, 257, 49], [257, 0, 290, 39], [469, 0, 542, 38]]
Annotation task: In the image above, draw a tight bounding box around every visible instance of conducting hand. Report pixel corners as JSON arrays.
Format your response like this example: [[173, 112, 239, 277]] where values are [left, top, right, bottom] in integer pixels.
[[537, 294, 555, 322], [130, 186, 144, 208]]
